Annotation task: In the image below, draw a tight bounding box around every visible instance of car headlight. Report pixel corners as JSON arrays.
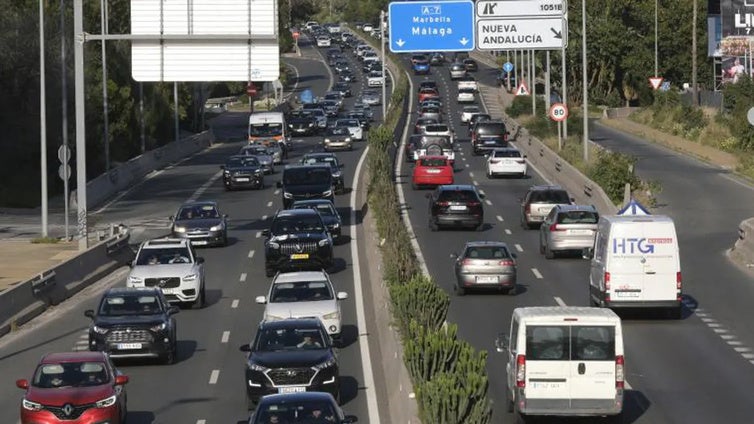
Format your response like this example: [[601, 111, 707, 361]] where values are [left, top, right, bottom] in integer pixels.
[[22, 398, 42, 411], [268, 241, 280, 249], [308, 122, 314, 127], [324, 138, 331, 143], [182, 274, 198, 281], [345, 137, 352, 142], [322, 189, 333, 197], [223, 170, 231, 175], [92, 325, 108, 335], [248, 363, 269, 372], [150, 322, 167, 332], [283, 192, 293, 199], [313, 358, 337, 371], [254, 169, 263, 175], [128, 275, 143, 284], [331, 222, 340, 229], [95, 395, 117, 408], [322, 311, 340, 320], [332, 171, 341, 178], [173, 226, 186, 233], [318, 238, 331, 247], [210, 224, 224, 231]]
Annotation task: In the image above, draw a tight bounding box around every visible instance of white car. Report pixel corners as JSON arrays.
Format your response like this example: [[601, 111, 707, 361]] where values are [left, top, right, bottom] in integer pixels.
[[362, 51, 379, 63], [367, 71, 385, 87], [457, 87, 476, 103], [335, 118, 364, 141], [486, 147, 527, 178], [460, 105, 481, 125], [126, 238, 206, 308], [362, 23, 374, 32], [457, 76, 479, 92], [316, 36, 331, 47], [255, 271, 348, 339]]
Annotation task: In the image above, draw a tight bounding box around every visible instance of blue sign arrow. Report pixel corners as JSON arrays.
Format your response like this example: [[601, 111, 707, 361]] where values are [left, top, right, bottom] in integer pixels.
[[388, 0, 475, 53], [503, 62, 514, 73]]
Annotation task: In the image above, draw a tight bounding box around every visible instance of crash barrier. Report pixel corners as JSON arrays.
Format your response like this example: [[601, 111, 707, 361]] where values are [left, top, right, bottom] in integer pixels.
[[71, 130, 215, 210], [0, 227, 134, 339], [730, 217, 754, 268], [603, 107, 642, 119]]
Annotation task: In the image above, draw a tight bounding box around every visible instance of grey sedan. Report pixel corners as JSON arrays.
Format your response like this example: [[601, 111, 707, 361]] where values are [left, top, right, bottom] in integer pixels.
[[539, 204, 599, 259], [451, 241, 517, 295]]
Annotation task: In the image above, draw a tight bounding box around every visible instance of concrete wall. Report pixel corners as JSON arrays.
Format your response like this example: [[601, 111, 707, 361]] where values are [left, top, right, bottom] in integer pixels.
[[71, 130, 215, 210], [729, 217, 754, 269], [0, 229, 134, 338]]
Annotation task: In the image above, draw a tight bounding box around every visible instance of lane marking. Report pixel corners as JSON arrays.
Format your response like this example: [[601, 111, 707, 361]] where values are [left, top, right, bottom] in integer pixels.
[[531, 268, 543, 279], [484, 199, 491, 205], [239, 273, 247, 282], [505, 229, 512, 235], [554, 296, 566, 307], [478, 189, 485, 196], [469, 172, 475, 178], [197, 421, 206, 424], [221, 331, 230, 344], [231, 299, 239, 308], [465, 163, 469, 167], [248, 250, 255, 258], [514, 244, 523, 252], [256, 231, 262, 238], [209, 370, 220, 385], [497, 215, 504, 222], [262, 215, 268, 220], [267, 201, 273, 207], [187, 170, 224, 203], [274, 189, 281, 195]]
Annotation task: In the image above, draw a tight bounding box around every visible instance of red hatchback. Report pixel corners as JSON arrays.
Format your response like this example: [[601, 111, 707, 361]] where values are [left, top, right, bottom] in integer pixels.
[[418, 88, 440, 103], [412, 156, 454, 189], [16, 351, 129, 424]]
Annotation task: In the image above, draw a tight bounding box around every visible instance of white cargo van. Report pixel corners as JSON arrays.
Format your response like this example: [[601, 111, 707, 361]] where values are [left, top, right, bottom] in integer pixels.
[[584, 215, 682, 318], [495, 307, 624, 419]]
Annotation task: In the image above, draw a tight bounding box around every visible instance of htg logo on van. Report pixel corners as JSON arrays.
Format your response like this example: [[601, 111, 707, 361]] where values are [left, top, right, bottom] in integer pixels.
[[613, 238, 655, 254]]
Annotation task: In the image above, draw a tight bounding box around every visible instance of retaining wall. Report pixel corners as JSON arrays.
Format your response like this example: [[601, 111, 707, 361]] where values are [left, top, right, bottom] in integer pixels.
[[729, 217, 754, 269]]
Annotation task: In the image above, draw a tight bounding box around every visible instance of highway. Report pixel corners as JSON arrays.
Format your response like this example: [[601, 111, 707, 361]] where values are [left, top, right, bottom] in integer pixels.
[[396, 55, 754, 423], [0, 35, 383, 424]]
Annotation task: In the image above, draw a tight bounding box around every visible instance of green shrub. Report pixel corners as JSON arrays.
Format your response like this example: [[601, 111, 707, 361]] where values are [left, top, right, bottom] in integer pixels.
[[587, 150, 641, 204], [416, 369, 492, 424], [506, 95, 531, 117], [389, 275, 449, 336]]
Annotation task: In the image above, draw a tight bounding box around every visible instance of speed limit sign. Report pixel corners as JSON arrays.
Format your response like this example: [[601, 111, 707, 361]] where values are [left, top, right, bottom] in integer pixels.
[[549, 103, 569, 122]]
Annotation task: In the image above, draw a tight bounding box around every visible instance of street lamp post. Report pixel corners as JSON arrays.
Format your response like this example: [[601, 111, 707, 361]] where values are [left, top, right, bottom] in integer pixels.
[[581, 0, 589, 162], [655, 0, 658, 77], [40, 0, 49, 237]]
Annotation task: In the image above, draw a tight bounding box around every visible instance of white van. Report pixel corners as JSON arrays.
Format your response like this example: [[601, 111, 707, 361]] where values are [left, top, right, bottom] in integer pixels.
[[248, 112, 289, 149], [585, 215, 682, 318], [495, 306, 624, 419]]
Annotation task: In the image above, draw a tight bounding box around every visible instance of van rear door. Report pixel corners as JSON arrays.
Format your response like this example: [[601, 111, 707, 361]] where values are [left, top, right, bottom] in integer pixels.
[[569, 325, 617, 408], [524, 325, 570, 408]]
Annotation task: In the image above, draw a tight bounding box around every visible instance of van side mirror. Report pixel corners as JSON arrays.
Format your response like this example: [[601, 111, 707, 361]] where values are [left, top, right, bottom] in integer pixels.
[[495, 333, 509, 353], [262, 229, 271, 237], [84, 309, 95, 319], [582, 247, 594, 260]]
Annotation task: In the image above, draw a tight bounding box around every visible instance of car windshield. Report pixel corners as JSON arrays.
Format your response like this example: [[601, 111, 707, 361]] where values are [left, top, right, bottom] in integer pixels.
[[177, 204, 219, 220], [492, 149, 521, 158], [271, 215, 325, 233], [437, 190, 478, 202], [249, 123, 282, 137], [293, 202, 336, 217], [270, 280, 334, 303], [99, 294, 163, 316], [33, 361, 109, 388], [476, 123, 507, 134], [302, 156, 338, 169], [254, 327, 327, 352], [530, 190, 571, 204], [557, 210, 599, 224], [242, 146, 270, 156], [420, 158, 447, 167], [226, 156, 260, 167], [338, 120, 358, 127], [283, 167, 332, 185], [464, 245, 511, 260], [464, 106, 480, 113], [425, 125, 449, 133], [253, 400, 337, 424], [327, 127, 350, 136], [136, 247, 192, 265], [325, 93, 340, 100]]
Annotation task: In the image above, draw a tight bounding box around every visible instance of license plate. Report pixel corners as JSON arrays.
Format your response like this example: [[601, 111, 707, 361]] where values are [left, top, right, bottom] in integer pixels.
[[117, 343, 142, 350], [476, 276, 498, 284], [449, 205, 467, 211], [192, 240, 208, 245], [278, 386, 306, 394], [161, 288, 175, 294], [235, 177, 250, 182], [531, 382, 563, 389], [615, 291, 640, 298], [426, 169, 441, 174], [291, 253, 310, 260], [568, 229, 592, 235]]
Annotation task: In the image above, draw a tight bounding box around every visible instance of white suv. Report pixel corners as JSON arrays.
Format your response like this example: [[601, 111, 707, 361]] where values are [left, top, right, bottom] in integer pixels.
[[126, 238, 206, 308], [255, 270, 348, 340]]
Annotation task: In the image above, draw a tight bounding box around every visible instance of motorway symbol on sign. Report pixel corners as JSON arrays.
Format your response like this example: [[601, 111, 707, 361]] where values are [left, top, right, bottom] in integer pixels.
[[476, 17, 567, 50], [515, 81, 530, 96], [549, 103, 568, 121], [388, 0, 475, 53], [476, 0, 567, 18], [503, 62, 514, 73], [648, 76, 664, 90]]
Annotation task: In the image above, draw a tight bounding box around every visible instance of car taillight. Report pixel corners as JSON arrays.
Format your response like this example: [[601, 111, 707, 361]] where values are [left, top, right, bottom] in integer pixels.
[[503, 133, 508, 141], [615, 355, 625, 389], [436, 201, 449, 207], [604, 271, 611, 301], [467, 201, 480, 207], [516, 354, 526, 387], [499, 259, 515, 266], [462, 258, 474, 265], [677, 271, 682, 300], [549, 223, 565, 232]]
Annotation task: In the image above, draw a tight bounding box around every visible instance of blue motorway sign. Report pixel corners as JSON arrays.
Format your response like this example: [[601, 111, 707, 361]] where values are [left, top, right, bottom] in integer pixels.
[[502, 62, 514, 73], [388, 0, 475, 53]]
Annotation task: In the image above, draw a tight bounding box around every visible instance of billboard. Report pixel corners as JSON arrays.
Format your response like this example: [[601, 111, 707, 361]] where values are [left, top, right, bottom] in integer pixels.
[[722, 0, 754, 37]]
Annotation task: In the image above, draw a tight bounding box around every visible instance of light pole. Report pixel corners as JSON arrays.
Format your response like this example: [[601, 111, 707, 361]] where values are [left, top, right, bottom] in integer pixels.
[[380, 10, 387, 119], [40, 0, 49, 237], [581, 0, 589, 162], [60, 0, 70, 240], [101, 0, 110, 171], [692, 0, 698, 106]]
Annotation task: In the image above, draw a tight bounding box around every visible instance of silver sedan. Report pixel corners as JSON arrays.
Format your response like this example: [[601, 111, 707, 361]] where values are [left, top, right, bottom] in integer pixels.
[[452, 241, 517, 295]]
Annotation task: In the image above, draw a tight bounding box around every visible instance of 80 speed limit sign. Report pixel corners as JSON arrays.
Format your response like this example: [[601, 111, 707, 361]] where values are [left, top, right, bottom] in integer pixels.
[[549, 103, 569, 122]]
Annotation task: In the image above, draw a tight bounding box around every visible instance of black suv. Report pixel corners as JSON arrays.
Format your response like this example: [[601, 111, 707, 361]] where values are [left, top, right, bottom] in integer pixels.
[[287, 110, 319, 136], [239, 318, 340, 408], [427, 185, 485, 231], [85, 287, 179, 364], [472, 121, 509, 155], [221, 155, 264, 190], [300, 153, 345, 194], [263, 209, 334, 277], [278, 165, 335, 209]]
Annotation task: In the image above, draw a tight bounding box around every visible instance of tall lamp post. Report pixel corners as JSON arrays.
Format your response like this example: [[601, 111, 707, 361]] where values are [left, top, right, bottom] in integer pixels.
[[654, 0, 658, 78], [581, 0, 589, 162], [40, 0, 49, 237]]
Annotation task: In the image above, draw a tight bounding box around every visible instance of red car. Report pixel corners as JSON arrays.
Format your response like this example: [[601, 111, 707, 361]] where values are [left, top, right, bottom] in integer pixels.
[[418, 88, 440, 103], [412, 156, 454, 189], [17, 351, 129, 424]]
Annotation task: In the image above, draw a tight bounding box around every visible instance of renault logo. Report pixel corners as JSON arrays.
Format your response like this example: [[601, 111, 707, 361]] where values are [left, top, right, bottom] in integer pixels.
[[62, 403, 74, 416], [294, 244, 303, 253], [286, 370, 297, 377]]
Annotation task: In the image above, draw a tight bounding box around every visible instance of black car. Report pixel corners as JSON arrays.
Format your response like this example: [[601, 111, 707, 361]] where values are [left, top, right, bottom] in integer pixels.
[[169, 201, 229, 247], [338, 70, 356, 83], [291, 199, 343, 240], [344, 111, 371, 131], [463, 58, 478, 72], [85, 287, 179, 364], [429, 52, 445, 66], [468, 113, 492, 135], [278, 164, 335, 209], [247, 392, 355, 424], [333, 61, 350, 74], [300, 153, 344, 194], [418, 80, 439, 92], [240, 319, 339, 408], [332, 82, 352, 98], [473, 135, 509, 155], [471, 121, 510, 155], [263, 209, 334, 276], [221, 155, 264, 190], [287, 111, 319, 136], [427, 185, 485, 231]]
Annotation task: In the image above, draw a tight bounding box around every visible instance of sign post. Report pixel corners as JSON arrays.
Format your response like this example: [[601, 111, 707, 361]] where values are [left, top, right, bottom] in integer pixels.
[[388, 0, 475, 53], [503, 61, 513, 92], [549, 102, 568, 151], [247, 83, 257, 113], [292, 31, 300, 55]]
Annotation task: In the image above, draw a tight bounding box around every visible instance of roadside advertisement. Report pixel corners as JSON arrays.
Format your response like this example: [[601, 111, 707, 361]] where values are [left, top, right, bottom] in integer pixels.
[[721, 0, 754, 37]]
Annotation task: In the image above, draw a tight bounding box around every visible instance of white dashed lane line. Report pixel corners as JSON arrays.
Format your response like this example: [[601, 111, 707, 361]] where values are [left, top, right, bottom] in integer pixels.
[[262, 215, 268, 220], [554, 296, 566, 307], [465, 163, 469, 167], [239, 273, 247, 282], [531, 268, 543, 279], [514, 244, 523, 252], [256, 231, 262, 238], [469, 172, 475, 178], [496, 215, 504, 222], [197, 420, 206, 424], [267, 201, 273, 207], [231, 299, 239, 309], [505, 229, 512, 235], [484, 199, 491, 205], [274, 189, 281, 195], [209, 370, 220, 385], [248, 250, 255, 258], [221, 331, 230, 344]]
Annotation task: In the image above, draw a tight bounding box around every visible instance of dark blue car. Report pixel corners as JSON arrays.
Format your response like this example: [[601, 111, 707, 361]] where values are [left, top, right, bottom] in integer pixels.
[[413, 59, 431, 75]]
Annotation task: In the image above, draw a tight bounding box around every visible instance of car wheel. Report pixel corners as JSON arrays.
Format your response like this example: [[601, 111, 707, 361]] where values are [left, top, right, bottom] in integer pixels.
[[454, 283, 466, 296], [505, 383, 514, 413], [428, 218, 438, 232], [412, 181, 419, 190], [162, 343, 176, 365], [545, 244, 555, 259], [191, 285, 205, 309], [508, 285, 517, 295], [221, 233, 228, 247]]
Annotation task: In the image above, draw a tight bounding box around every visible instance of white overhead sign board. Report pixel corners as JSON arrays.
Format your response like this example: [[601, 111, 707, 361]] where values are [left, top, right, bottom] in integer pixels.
[[476, 0, 567, 18], [476, 17, 567, 50], [130, 0, 279, 82]]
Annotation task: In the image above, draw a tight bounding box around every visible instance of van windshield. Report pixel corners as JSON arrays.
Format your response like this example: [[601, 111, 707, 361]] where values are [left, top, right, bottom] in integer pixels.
[[526, 325, 615, 361], [249, 123, 282, 137]]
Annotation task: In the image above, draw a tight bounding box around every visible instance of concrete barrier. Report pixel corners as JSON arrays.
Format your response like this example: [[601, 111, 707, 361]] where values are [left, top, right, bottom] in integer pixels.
[[0, 228, 134, 339], [603, 107, 641, 119], [729, 217, 754, 268], [71, 130, 215, 210]]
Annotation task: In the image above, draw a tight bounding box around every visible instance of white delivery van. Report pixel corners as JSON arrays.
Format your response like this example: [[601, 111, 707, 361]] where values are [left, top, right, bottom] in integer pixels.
[[585, 215, 682, 318], [495, 306, 624, 420], [248, 111, 289, 149]]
